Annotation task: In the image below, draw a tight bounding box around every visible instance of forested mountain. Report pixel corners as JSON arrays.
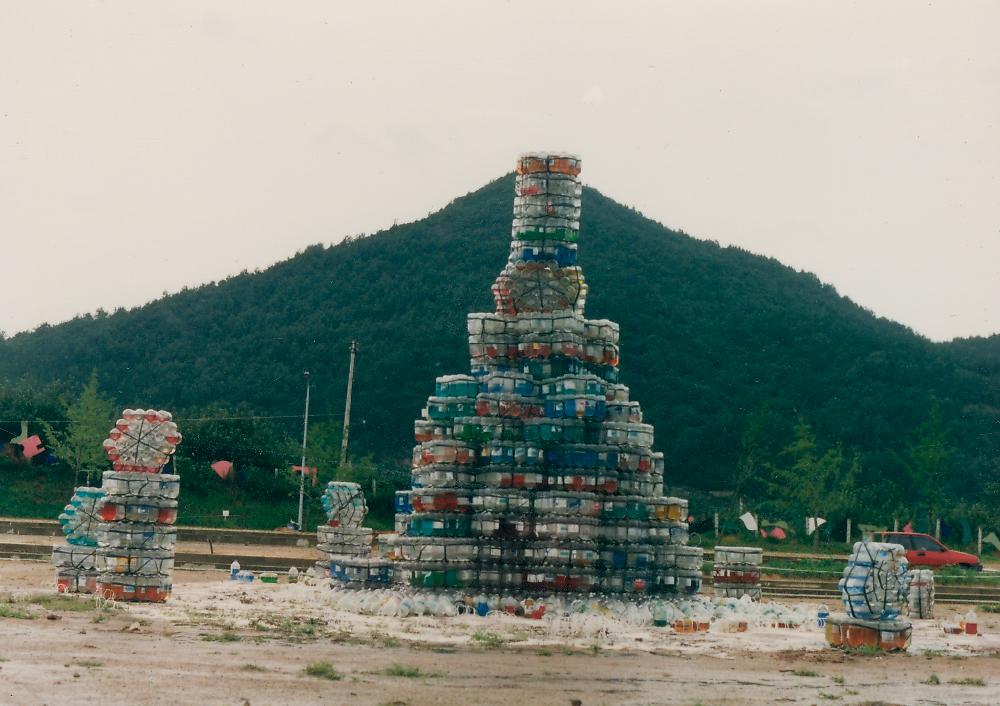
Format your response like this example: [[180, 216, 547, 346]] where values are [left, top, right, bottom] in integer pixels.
[[1, 174, 998, 524]]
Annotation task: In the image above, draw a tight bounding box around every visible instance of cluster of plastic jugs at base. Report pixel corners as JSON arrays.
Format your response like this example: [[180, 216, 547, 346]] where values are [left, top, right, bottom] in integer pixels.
[[943, 610, 978, 636], [319, 587, 812, 634]]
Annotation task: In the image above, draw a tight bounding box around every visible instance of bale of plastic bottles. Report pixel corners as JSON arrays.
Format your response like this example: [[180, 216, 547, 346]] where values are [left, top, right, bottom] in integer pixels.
[[712, 546, 762, 600], [824, 614, 912, 651], [321, 481, 367, 528], [907, 568, 934, 619], [315, 524, 389, 587], [839, 542, 909, 620]]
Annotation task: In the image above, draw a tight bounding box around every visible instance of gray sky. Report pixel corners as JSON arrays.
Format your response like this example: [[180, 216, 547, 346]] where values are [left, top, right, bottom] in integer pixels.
[[2, 1, 997, 342]]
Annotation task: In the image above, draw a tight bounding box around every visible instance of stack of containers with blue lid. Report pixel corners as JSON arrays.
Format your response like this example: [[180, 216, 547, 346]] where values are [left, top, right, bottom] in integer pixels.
[[53, 486, 106, 593], [390, 153, 702, 595], [317, 481, 390, 586], [94, 409, 181, 602], [827, 541, 912, 650]]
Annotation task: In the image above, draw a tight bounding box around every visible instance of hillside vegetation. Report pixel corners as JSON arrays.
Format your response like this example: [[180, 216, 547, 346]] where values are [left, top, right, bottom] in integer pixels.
[[1, 174, 997, 530]]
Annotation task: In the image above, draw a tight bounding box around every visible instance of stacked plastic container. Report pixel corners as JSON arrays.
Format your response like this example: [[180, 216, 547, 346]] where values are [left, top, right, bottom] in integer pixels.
[[390, 153, 703, 596], [53, 486, 106, 593], [827, 541, 912, 651], [907, 568, 934, 619], [712, 546, 762, 600], [318, 481, 390, 587], [94, 409, 181, 602]]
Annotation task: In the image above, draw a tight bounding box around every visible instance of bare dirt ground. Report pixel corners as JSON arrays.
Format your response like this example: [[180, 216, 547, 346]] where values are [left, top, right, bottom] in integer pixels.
[[1, 560, 999, 706]]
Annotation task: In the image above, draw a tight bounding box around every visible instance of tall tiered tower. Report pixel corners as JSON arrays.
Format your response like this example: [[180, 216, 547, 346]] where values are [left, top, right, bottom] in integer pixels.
[[392, 153, 703, 594]]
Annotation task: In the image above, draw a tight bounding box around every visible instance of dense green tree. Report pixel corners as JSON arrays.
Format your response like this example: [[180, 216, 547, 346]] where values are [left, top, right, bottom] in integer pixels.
[[899, 399, 952, 529], [41, 370, 116, 485], [769, 419, 859, 544], [732, 402, 784, 506]]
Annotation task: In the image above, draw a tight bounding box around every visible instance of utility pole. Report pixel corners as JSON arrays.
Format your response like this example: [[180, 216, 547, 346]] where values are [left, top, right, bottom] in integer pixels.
[[297, 371, 311, 531], [339, 340, 358, 468]]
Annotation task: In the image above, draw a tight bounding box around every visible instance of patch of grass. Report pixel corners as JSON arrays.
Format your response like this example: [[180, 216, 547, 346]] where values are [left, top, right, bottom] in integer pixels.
[[249, 613, 324, 641], [947, 677, 986, 686], [303, 661, 343, 681], [471, 630, 506, 650], [830, 675, 844, 684], [72, 660, 103, 668], [240, 663, 268, 672], [922, 674, 940, 685], [792, 669, 819, 677], [382, 664, 442, 678], [818, 694, 841, 701], [844, 645, 883, 656], [0, 605, 35, 620], [589, 643, 601, 655], [201, 631, 241, 642], [369, 630, 400, 647], [26, 595, 93, 613], [561, 647, 576, 656], [537, 648, 553, 656], [978, 603, 1000, 614]]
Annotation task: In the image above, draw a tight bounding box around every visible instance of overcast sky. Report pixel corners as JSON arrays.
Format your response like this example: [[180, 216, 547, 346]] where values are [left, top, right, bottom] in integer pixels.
[[2, 1, 997, 342]]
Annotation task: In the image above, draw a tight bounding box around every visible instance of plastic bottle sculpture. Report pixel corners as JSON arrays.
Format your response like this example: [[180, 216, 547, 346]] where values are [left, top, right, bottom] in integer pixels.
[[390, 153, 703, 595], [53, 486, 106, 593], [94, 409, 181, 602], [317, 481, 388, 586], [826, 541, 912, 651]]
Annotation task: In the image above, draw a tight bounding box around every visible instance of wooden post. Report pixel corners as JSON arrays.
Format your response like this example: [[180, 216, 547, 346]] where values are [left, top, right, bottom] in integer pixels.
[[893, 518, 899, 532], [935, 517, 941, 540], [846, 518, 852, 545], [339, 340, 358, 468], [978, 527, 983, 556], [714, 512, 719, 538]]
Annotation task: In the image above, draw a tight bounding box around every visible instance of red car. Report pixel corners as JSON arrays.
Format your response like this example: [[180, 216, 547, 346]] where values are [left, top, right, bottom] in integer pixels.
[[879, 531, 982, 571]]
